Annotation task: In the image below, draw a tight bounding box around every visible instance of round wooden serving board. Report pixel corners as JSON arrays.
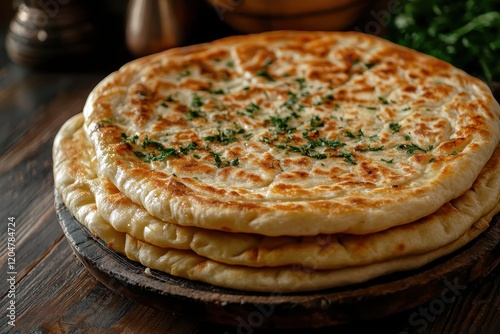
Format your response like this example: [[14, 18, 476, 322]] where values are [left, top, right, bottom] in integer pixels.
[[54, 192, 500, 329]]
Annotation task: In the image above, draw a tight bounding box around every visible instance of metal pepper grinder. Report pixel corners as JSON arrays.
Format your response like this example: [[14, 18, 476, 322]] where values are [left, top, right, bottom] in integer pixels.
[[125, 0, 198, 57], [5, 0, 96, 67]]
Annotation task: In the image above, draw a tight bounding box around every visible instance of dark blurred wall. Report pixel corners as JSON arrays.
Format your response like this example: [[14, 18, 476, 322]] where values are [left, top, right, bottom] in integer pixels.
[[0, 1, 15, 27]]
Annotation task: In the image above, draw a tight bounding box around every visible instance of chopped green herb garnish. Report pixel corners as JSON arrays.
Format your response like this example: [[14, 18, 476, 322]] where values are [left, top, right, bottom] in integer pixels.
[[203, 128, 242, 145], [260, 137, 270, 144], [256, 69, 275, 82], [369, 135, 380, 141], [120, 133, 139, 145], [343, 129, 364, 139], [269, 116, 295, 134], [378, 96, 390, 105], [396, 143, 433, 155], [451, 151, 458, 155], [282, 92, 299, 110], [389, 123, 401, 133], [210, 152, 239, 168], [242, 133, 253, 140], [344, 130, 356, 139], [275, 142, 325, 160], [309, 153, 328, 160], [191, 94, 203, 108], [211, 152, 223, 168], [210, 89, 225, 95], [294, 77, 306, 90], [139, 146, 180, 162], [228, 157, 239, 166], [246, 102, 260, 113], [166, 95, 176, 102], [99, 119, 113, 125], [402, 107, 411, 111], [226, 61, 234, 68], [134, 151, 146, 158], [142, 136, 164, 149], [193, 154, 201, 159], [381, 158, 394, 163], [338, 152, 357, 165], [160, 101, 168, 108], [306, 137, 346, 150], [153, 147, 180, 160], [325, 94, 335, 100], [179, 69, 191, 78], [310, 116, 324, 128], [405, 135, 411, 140], [429, 158, 436, 162], [188, 109, 205, 120], [358, 145, 385, 152], [179, 142, 198, 154]]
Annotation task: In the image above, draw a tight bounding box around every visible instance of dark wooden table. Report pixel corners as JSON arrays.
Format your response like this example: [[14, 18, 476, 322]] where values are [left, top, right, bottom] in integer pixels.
[[1, 4, 499, 334]]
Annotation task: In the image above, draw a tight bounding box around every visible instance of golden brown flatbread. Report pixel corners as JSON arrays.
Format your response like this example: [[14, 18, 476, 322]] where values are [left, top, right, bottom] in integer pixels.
[[54, 114, 500, 274], [82, 31, 500, 236], [53, 114, 498, 292], [55, 30, 500, 292]]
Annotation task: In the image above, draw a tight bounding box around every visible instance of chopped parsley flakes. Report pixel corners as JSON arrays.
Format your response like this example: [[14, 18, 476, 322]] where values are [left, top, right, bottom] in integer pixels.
[[120, 133, 138, 145], [210, 152, 239, 168], [396, 143, 434, 155], [389, 123, 401, 133], [204, 128, 244, 145], [256, 69, 275, 82], [378, 96, 389, 104]]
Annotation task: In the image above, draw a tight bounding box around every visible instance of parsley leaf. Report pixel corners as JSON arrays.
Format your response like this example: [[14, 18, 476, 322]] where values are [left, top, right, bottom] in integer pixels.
[[385, 0, 500, 83], [389, 123, 401, 133], [203, 129, 242, 145], [188, 109, 205, 120], [191, 94, 203, 107], [269, 116, 295, 134], [337, 152, 357, 165], [396, 143, 434, 155], [246, 102, 260, 113], [378, 96, 389, 104], [120, 133, 138, 145], [256, 69, 275, 82], [310, 116, 325, 128]]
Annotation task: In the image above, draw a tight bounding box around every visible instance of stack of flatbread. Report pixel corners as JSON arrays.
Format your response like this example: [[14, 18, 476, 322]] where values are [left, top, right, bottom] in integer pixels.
[[53, 31, 500, 292]]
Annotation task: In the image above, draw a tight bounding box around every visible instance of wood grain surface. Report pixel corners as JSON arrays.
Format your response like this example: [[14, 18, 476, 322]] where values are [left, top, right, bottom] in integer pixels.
[[55, 190, 500, 329], [1, 3, 499, 333]]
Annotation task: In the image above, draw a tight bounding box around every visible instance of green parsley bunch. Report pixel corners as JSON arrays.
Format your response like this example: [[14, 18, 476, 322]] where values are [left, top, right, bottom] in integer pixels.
[[385, 0, 500, 83]]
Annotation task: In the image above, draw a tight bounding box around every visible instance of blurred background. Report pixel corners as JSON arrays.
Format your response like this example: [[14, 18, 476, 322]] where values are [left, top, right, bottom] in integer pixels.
[[0, 0, 389, 70], [0, 0, 498, 84]]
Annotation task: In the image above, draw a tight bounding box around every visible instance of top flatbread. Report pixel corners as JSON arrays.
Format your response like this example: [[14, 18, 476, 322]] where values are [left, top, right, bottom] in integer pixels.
[[52, 113, 499, 292], [83, 31, 500, 236]]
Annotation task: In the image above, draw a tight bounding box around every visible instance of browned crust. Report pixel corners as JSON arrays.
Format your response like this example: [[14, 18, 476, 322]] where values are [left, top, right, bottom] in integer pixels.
[[83, 30, 500, 236]]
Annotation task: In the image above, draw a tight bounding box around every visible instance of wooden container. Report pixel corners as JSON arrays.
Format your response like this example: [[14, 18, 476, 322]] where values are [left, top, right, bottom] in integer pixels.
[[5, 0, 97, 67], [207, 0, 374, 33]]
